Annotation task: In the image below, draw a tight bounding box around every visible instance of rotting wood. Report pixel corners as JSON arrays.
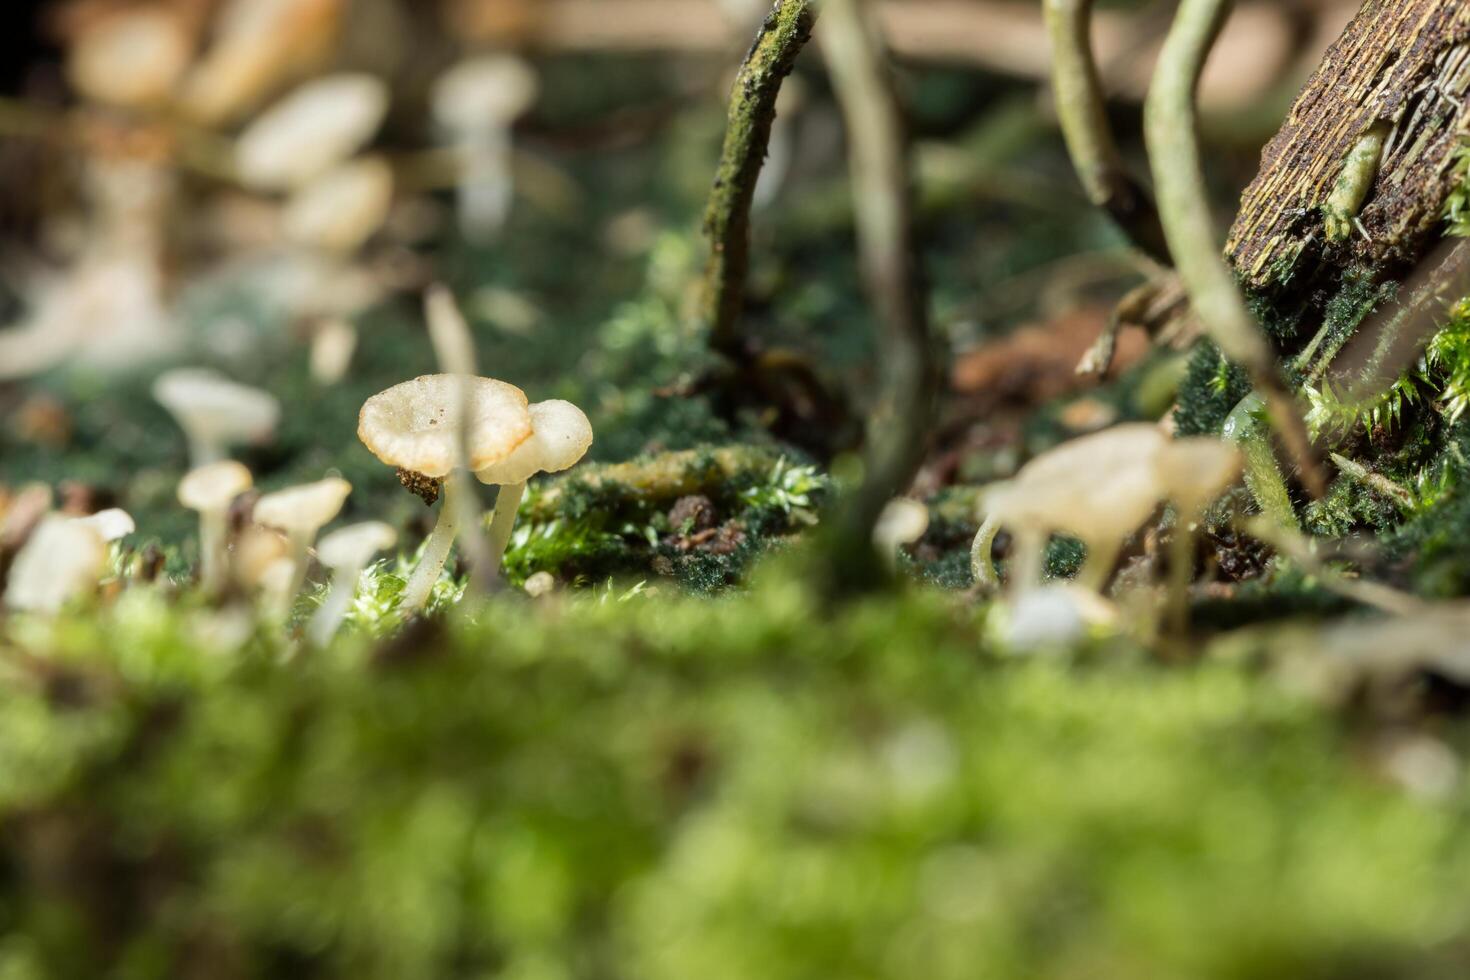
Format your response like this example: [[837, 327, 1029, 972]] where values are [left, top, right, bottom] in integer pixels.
[[1227, 0, 1470, 293]]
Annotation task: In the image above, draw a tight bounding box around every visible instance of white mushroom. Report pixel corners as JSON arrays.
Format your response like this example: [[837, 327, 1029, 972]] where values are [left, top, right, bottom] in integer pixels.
[[67, 6, 193, 111], [431, 54, 539, 243], [475, 399, 594, 584], [872, 498, 929, 571], [179, 461, 254, 596], [307, 521, 397, 647], [971, 424, 1168, 593], [74, 508, 136, 543], [358, 374, 533, 612], [3, 516, 107, 614], [252, 477, 353, 610], [235, 74, 390, 191], [284, 156, 395, 254], [153, 368, 281, 467], [1001, 583, 1119, 652]]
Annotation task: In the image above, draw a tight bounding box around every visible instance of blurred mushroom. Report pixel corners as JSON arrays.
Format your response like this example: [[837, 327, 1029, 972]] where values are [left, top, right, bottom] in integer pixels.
[[74, 507, 136, 543], [475, 398, 593, 585], [431, 54, 539, 243], [357, 374, 533, 612], [235, 73, 389, 191], [178, 460, 253, 597], [307, 520, 396, 646], [252, 477, 352, 610], [180, 0, 346, 125], [284, 155, 395, 254], [1002, 583, 1119, 651], [872, 497, 929, 572], [2, 516, 107, 615], [67, 4, 194, 110], [971, 424, 1168, 593], [153, 368, 281, 466], [309, 317, 358, 384]]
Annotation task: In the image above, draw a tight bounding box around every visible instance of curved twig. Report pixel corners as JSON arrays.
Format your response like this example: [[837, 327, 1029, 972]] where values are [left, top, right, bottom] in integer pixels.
[[1144, 0, 1326, 499], [818, 0, 940, 595], [1044, 0, 1170, 264], [700, 0, 817, 358]]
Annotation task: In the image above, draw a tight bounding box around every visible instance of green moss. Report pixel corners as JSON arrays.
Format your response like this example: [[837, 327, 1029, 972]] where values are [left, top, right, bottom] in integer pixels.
[[1174, 341, 1251, 438], [4, 582, 1470, 978]]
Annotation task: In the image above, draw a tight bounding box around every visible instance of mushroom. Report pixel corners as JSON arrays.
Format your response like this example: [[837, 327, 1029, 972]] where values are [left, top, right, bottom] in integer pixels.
[[235, 73, 390, 192], [252, 477, 353, 610], [307, 521, 397, 647], [872, 498, 929, 572], [1153, 437, 1243, 634], [971, 424, 1168, 594], [475, 399, 594, 584], [74, 508, 137, 543], [357, 375, 533, 612], [2, 516, 107, 614], [180, 0, 346, 125], [67, 6, 194, 111], [284, 155, 395, 254], [431, 54, 539, 243], [179, 461, 254, 597], [153, 368, 281, 467]]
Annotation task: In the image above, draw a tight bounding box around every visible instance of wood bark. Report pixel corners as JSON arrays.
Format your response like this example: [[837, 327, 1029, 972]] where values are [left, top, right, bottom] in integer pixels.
[[1227, 0, 1470, 293]]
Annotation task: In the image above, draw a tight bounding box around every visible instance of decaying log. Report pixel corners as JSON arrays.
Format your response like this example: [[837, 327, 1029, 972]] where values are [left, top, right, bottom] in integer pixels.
[[1227, 0, 1470, 293]]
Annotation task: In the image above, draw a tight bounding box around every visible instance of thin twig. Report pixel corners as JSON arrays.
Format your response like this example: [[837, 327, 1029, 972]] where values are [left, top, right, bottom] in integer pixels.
[[425, 285, 499, 597], [1144, 0, 1326, 499], [1328, 452, 1415, 512], [699, 0, 817, 359], [1044, 0, 1170, 264], [819, 0, 940, 594]]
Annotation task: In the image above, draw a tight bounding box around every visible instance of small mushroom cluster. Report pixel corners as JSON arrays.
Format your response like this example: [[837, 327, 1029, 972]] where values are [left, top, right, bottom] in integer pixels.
[[971, 424, 1242, 631], [358, 376, 593, 613]]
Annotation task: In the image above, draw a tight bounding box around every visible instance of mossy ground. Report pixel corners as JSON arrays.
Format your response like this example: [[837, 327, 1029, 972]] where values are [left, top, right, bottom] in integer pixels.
[[5, 577, 1470, 980], [9, 50, 1470, 980]]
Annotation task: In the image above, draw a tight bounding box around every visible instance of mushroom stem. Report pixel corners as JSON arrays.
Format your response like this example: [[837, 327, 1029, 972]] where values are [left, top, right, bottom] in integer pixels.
[[188, 436, 224, 468], [279, 532, 312, 614], [199, 507, 230, 596], [459, 127, 513, 243], [1166, 510, 1199, 636], [401, 477, 467, 612], [970, 515, 1002, 591], [483, 480, 527, 585], [308, 563, 366, 647], [1009, 528, 1046, 596], [1074, 537, 1120, 593]]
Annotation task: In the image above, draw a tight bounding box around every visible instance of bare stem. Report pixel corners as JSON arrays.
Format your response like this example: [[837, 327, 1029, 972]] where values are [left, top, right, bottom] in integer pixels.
[[700, 0, 817, 358], [818, 0, 939, 595], [1144, 0, 1325, 499], [1044, 0, 1169, 263]]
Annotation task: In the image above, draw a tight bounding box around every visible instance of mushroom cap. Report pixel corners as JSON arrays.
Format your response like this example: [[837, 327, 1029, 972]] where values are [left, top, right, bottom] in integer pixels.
[[153, 368, 281, 451], [254, 477, 352, 537], [68, 7, 193, 110], [1155, 437, 1243, 512], [3, 516, 107, 614], [284, 156, 394, 253], [474, 399, 593, 485], [178, 460, 254, 511], [317, 520, 397, 569], [75, 508, 137, 542], [358, 375, 533, 480], [873, 498, 930, 551], [983, 424, 1168, 544], [235, 74, 389, 191], [431, 54, 539, 132]]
